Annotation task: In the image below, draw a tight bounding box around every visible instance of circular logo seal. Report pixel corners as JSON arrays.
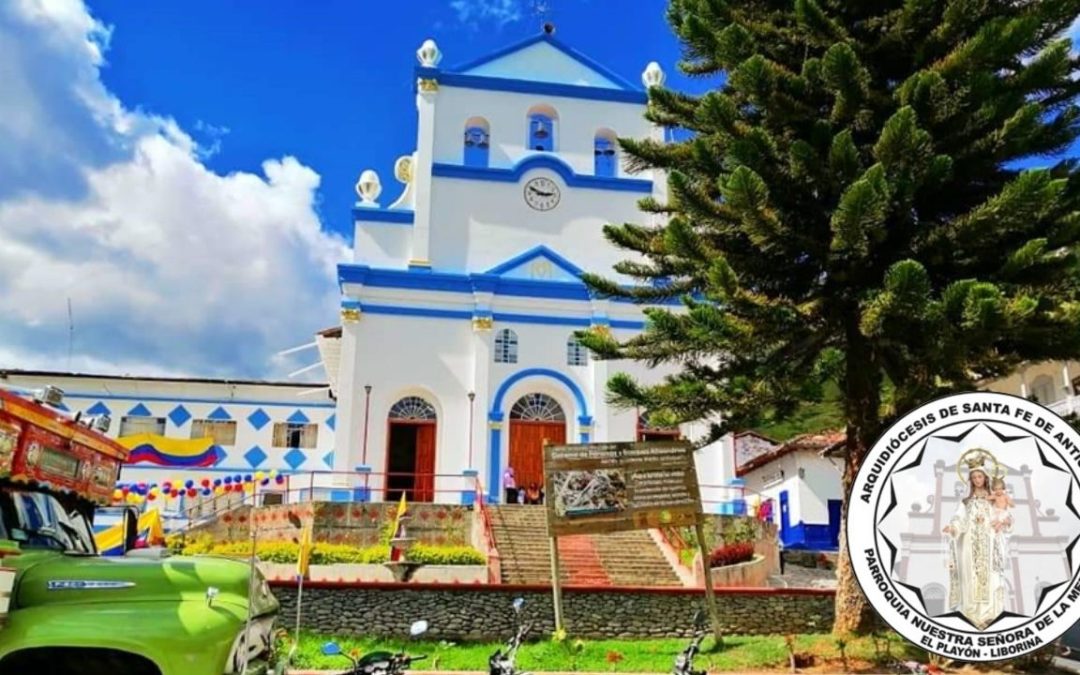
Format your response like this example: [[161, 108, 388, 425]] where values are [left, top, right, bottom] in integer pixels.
[[848, 391, 1080, 661]]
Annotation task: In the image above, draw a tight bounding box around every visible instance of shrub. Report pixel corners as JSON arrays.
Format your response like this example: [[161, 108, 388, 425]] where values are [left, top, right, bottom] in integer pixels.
[[178, 539, 483, 565], [407, 543, 485, 565], [708, 542, 754, 568]]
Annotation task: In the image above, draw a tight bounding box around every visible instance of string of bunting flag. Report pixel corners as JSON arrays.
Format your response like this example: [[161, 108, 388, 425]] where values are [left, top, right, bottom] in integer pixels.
[[112, 470, 286, 505]]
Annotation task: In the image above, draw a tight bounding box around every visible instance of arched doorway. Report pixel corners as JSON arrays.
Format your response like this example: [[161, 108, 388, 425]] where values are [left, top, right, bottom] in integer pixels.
[[508, 393, 566, 491], [385, 396, 437, 502]]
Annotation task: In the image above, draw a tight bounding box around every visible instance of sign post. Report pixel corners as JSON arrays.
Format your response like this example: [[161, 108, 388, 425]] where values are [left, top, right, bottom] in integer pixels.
[[542, 440, 722, 644]]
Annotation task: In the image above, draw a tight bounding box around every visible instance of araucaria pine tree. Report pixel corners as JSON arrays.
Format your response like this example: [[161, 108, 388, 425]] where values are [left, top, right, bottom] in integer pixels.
[[579, 0, 1080, 633]]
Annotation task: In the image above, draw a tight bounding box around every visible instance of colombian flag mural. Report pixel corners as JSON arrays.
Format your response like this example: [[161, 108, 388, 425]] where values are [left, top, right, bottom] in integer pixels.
[[117, 434, 224, 467]]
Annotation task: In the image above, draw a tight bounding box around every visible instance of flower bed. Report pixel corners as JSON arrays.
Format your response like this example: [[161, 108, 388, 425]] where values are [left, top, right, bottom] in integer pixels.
[[709, 542, 755, 568], [171, 534, 485, 566]]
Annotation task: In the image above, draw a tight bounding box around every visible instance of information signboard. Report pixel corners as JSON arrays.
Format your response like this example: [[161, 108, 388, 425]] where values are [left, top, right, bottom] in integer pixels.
[[540, 440, 721, 644], [543, 441, 703, 536]]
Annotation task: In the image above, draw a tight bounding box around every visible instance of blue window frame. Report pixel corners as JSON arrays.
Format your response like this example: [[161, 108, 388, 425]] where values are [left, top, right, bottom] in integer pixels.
[[464, 125, 490, 167], [594, 135, 616, 177], [528, 114, 554, 152]]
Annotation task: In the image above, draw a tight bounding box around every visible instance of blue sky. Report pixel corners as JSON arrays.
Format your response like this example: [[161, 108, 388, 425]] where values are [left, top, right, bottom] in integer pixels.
[[87, 0, 709, 238], [0, 0, 704, 380], [1, 1, 1073, 381]]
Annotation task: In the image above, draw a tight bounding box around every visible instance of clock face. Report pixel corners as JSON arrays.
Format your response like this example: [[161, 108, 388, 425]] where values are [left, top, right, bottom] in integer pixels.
[[523, 177, 561, 211]]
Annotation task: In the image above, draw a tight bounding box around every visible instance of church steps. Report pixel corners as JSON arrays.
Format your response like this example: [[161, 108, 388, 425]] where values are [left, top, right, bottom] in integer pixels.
[[488, 505, 683, 587]]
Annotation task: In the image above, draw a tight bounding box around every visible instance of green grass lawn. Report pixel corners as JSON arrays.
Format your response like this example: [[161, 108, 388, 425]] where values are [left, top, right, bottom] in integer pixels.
[[286, 631, 920, 672]]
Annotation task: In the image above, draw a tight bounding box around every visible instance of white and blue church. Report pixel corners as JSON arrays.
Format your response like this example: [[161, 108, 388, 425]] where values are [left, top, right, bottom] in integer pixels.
[[322, 27, 733, 504]]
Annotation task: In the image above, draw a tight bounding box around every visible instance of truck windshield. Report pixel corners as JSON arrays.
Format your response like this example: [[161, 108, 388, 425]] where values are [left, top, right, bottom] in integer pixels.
[[0, 490, 96, 555]]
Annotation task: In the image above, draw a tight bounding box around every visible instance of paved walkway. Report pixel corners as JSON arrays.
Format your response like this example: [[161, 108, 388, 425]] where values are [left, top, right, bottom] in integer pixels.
[[767, 564, 837, 589]]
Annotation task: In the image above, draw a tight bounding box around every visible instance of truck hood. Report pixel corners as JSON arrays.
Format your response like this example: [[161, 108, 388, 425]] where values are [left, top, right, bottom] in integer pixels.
[[13, 552, 278, 616]]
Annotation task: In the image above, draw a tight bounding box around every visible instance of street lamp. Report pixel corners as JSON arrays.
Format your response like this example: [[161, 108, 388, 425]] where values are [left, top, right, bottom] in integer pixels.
[[361, 385, 373, 466], [467, 391, 476, 468]]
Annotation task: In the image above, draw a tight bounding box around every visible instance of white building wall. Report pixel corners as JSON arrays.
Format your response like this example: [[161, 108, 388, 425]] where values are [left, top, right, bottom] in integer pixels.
[[431, 85, 651, 176], [795, 451, 843, 524], [0, 371, 336, 495]]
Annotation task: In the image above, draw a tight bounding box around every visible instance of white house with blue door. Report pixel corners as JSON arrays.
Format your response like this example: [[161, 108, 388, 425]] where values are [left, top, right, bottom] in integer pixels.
[[736, 431, 846, 550], [322, 27, 735, 504]]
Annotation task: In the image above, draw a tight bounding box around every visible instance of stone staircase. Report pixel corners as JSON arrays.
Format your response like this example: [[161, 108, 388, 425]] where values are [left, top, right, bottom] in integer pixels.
[[488, 505, 683, 587]]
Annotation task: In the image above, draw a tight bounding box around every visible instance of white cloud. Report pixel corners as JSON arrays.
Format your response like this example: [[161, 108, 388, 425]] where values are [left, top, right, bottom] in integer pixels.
[[0, 0, 348, 379], [449, 0, 524, 29]]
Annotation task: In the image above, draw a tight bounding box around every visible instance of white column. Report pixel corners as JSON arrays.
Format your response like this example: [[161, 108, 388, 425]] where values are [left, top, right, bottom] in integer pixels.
[[1019, 366, 1029, 399], [410, 78, 439, 267], [329, 309, 365, 499], [587, 298, 611, 442], [471, 313, 496, 498]]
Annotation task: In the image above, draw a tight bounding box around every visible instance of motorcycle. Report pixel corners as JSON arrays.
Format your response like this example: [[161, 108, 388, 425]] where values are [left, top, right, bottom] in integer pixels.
[[672, 610, 707, 675], [321, 620, 429, 675], [489, 597, 532, 675]]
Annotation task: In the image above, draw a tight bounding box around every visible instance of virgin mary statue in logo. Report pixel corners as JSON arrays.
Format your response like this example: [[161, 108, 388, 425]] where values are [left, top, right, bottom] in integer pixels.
[[942, 448, 1011, 628]]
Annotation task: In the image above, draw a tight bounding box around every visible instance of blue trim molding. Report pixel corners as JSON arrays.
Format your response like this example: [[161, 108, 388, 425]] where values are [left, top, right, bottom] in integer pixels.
[[337, 263, 682, 307], [352, 207, 415, 225], [417, 68, 647, 104], [486, 245, 584, 278], [433, 155, 652, 193], [487, 368, 591, 497], [450, 33, 640, 91]]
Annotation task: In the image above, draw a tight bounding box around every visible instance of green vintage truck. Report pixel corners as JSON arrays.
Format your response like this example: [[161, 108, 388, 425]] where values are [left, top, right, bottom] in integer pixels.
[[0, 386, 282, 674]]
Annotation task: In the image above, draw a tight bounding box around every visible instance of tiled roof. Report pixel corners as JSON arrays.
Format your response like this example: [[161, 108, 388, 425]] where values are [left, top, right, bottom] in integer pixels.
[[736, 429, 846, 476]]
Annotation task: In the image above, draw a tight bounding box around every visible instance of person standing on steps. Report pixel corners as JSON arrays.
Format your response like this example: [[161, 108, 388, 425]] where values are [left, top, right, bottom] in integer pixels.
[[503, 466, 517, 504]]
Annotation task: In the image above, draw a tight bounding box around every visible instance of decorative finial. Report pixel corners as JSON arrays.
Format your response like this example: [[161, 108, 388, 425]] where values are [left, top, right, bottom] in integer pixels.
[[355, 170, 382, 206], [642, 61, 665, 88], [393, 156, 413, 184], [416, 39, 442, 68]]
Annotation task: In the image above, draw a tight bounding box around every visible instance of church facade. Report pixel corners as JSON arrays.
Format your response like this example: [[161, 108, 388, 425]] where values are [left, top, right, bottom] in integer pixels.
[[0, 31, 740, 510], [320, 30, 732, 504]]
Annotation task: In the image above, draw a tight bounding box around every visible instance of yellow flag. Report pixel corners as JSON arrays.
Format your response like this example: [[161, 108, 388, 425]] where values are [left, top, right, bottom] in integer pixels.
[[296, 523, 314, 580], [396, 492, 408, 519]]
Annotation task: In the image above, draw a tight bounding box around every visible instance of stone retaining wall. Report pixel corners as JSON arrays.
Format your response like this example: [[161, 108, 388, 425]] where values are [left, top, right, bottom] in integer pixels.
[[187, 502, 473, 548], [271, 582, 833, 640]]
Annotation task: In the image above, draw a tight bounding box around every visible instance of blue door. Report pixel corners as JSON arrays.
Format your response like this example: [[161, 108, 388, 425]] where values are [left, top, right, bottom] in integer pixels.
[[779, 490, 791, 544], [827, 499, 843, 549]]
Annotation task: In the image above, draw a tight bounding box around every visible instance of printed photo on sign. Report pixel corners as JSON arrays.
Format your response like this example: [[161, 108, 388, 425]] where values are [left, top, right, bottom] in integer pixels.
[[550, 469, 629, 518], [848, 391, 1080, 662]]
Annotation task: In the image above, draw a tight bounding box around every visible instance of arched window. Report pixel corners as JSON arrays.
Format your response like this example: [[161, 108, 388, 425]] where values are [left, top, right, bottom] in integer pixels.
[[1031, 374, 1057, 404], [566, 334, 588, 366], [637, 411, 680, 441], [510, 393, 566, 421], [463, 117, 490, 167], [526, 104, 557, 152], [495, 328, 518, 364], [594, 129, 617, 177], [388, 396, 437, 421]]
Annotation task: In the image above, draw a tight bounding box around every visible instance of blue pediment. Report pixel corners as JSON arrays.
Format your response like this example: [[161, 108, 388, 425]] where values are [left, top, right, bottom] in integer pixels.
[[486, 246, 584, 282], [450, 33, 637, 91]]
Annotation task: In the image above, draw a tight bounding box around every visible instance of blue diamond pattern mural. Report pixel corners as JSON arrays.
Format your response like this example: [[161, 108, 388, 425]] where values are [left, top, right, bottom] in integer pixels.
[[323, 452, 333, 468], [207, 406, 232, 421], [287, 409, 310, 424], [168, 405, 191, 427], [127, 403, 153, 417], [284, 448, 306, 470], [326, 414, 336, 431], [247, 408, 271, 431], [86, 401, 111, 416], [244, 446, 268, 468]]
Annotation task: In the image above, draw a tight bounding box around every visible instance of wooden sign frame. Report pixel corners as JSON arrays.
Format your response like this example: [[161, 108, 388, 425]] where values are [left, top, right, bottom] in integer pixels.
[[541, 440, 723, 645]]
